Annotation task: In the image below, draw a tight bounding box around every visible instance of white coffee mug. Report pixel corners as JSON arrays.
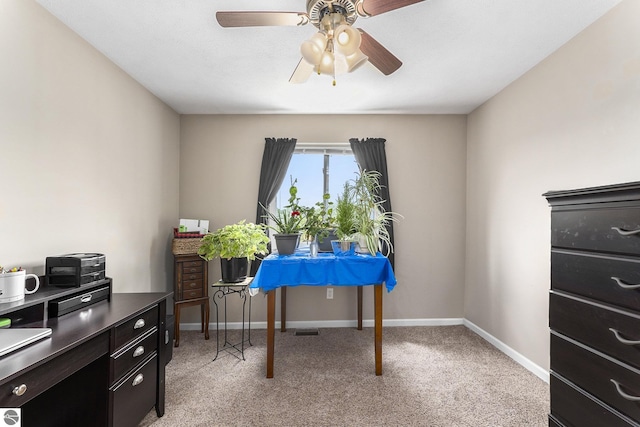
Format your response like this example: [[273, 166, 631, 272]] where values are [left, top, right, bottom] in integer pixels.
[[0, 270, 40, 303]]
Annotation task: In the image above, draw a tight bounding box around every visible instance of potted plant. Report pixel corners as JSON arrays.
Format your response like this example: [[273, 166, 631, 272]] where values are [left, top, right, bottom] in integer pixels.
[[351, 169, 402, 256], [300, 194, 334, 254], [198, 220, 269, 282], [331, 182, 357, 254], [261, 177, 304, 255]]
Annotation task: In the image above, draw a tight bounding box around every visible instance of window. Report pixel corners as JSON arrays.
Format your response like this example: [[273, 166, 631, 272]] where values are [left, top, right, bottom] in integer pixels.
[[275, 143, 359, 210]]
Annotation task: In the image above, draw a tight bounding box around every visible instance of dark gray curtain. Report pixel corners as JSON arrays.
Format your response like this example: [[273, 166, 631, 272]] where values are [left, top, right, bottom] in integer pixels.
[[250, 137, 297, 275], [349, 138, 395, 268]]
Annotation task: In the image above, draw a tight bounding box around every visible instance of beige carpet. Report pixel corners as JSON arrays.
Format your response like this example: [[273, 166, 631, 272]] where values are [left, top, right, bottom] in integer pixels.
[[140, 325, 549, 427]]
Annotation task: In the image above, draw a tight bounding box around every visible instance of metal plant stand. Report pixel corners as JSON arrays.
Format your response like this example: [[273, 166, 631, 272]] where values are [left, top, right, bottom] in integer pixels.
[[211, 277, 253, 361]]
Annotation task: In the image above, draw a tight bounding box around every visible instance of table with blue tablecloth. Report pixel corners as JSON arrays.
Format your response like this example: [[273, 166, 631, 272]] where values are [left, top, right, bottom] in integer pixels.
[[250, 249, 397, 378]]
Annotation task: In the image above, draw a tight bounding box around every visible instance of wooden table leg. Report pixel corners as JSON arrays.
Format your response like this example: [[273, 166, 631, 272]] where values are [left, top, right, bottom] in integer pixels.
[[374, 284, 382, 376], [280, 286, 287, 332], [267, 290, 276, 378], [357, 286, 363, 330]]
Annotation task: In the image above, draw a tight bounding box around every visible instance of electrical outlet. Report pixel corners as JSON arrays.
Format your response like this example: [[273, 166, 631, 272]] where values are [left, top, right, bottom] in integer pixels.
[[326, 287, 333, 299]]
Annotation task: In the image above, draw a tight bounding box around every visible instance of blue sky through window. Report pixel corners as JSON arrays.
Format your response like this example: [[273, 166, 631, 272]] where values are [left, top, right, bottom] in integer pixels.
[[276, 153, 359, 209]]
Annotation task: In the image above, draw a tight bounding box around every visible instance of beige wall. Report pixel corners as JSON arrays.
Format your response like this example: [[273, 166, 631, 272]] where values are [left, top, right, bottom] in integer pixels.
[[179, 115, 467, 324], [0, 1, 181, 292], [465, 0, 640, 370]]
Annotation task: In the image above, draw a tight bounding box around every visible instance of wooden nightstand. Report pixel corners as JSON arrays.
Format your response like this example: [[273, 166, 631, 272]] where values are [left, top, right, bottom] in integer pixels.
[[173, 253, 209, 347]]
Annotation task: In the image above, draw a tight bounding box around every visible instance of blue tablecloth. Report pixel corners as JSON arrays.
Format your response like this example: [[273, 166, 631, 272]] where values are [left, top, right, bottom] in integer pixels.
[[250, 249, 397, 293]]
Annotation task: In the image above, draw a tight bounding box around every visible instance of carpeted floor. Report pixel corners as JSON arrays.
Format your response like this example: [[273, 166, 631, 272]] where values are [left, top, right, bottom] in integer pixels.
[[139, 325, 549, 426]]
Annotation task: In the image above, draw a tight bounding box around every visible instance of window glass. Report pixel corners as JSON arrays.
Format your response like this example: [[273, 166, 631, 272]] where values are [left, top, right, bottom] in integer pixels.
[[275, 152, 359, 209]]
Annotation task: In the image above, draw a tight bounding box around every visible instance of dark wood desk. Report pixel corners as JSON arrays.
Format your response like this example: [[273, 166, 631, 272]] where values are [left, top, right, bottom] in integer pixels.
[[0, 283, 170, 427]]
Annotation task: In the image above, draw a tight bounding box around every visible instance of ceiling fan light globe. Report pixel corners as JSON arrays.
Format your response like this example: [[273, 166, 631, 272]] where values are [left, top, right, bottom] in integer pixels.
[[310, 32, 328, 50], [318, 51, 335, 75], [345, 49, 368, 72], [301, 40, 324, 66], [334, 25, 361, 56]]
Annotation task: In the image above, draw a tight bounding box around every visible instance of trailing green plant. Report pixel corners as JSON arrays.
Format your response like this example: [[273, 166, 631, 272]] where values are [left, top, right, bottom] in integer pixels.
[[351, 169, 402, 256], [333, 181, 357, 241], [198, 220, 269, 261]]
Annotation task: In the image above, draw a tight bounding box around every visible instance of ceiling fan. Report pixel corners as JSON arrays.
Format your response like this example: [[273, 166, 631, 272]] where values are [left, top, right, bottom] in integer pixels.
[[216, 0, 425, 84]]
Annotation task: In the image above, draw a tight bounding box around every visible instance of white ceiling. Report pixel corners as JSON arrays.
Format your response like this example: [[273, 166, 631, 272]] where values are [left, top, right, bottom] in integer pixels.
[[36, 0, 622, 115]]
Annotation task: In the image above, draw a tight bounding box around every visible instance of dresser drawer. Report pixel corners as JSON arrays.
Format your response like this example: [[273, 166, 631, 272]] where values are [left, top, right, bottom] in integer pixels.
[[551, 207, 640, 256], [550, 373, 638, 427], [551, 333, 640, 421], [110, 353, 157, 427], [552, 250, 640, 312], [550, 293, 640, 368], [181, 288, 204, 299], [182, 272, 203, 282], [110, 327, 158, 382], [113, 306, 158, 351], [182, 262, 203, 274]]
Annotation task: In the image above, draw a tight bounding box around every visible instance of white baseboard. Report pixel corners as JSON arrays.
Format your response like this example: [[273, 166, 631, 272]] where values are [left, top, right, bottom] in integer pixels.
[[463, 319, 550, 384], [180, 317, 549, 384]]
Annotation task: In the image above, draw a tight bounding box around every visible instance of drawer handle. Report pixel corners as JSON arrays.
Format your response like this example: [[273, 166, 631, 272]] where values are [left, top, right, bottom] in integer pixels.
[[12, 384, 27, 396], [611, 226, 640, 236], [609, 328, 640, 345], [132, 374, 144, 387], [133, 346, 145, 357], [611, 379, 640, 401], [134, 319, 145, 329], [610, 276, 640, 290], [80, 294, 93, 303]]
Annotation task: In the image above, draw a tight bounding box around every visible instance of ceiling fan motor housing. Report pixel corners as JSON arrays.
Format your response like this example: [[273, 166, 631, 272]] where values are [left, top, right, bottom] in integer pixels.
[[307, 0, 358, 27]]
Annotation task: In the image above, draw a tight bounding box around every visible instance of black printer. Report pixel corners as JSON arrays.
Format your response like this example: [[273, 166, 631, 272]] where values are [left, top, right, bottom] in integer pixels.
[[46, 253, 106, 287]]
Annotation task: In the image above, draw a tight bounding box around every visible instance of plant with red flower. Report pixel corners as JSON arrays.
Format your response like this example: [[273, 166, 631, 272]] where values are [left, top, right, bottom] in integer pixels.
[[260, 177, 304, 234]]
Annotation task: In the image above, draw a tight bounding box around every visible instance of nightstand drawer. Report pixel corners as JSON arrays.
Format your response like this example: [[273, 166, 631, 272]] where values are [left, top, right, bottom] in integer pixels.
[[551, 333, 640, 421], [550, 293, 640, 368], [551, 207, 640, 256], [114, 306, 158, 351], [552, 250, 640, 312], [111, 327, 158, 382]]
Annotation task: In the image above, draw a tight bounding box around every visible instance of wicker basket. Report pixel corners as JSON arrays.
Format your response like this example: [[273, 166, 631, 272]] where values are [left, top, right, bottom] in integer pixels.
[[171, 238, 203, 255]]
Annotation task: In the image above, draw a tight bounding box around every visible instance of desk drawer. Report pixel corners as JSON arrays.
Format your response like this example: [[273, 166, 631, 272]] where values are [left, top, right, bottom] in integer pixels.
[[0, 332, 109, 406], [551, 207, 640, 256], [111, 327, 158, 382], [551, 333, 640, 421], [110, 353, 157, 427], [550, 373, 638, 427], [550, 293, 640, 368], [113, 306, 158, 351], [48, 285, 111, 317]]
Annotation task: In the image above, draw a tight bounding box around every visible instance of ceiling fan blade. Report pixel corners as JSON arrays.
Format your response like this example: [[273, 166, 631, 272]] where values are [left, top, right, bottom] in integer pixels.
[[289, 59, 315, 84], [216, 11, 309, 27], [358, 29, 402, 75], [358, 0, 424, 17]]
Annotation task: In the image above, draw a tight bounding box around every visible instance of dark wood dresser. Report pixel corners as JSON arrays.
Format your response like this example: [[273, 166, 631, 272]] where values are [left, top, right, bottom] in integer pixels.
[[545, 182, 640, 427], [173, 253, 209, 347]]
